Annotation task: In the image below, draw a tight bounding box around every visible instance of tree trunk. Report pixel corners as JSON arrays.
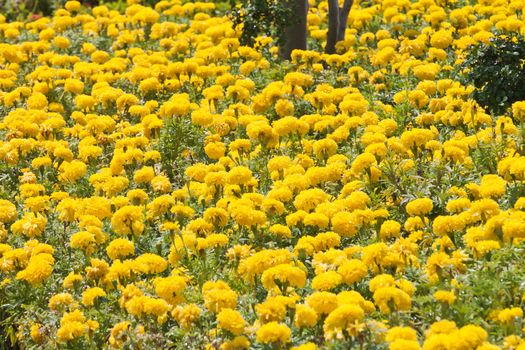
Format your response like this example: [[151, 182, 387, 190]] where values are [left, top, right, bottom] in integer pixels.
[[325, 0, 340, 55], [279, 0, 308, 60], [325, 0, 354, 54], [337, 0, 353, 41]]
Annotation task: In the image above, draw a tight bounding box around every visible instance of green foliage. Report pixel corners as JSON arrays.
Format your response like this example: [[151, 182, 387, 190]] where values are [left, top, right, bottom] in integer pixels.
[[0, 0, 59, 21], [413, 244, 525, 341], [461, 34, 525, 115], [156, 117, 203, 187], [228, 0, 296, 46]]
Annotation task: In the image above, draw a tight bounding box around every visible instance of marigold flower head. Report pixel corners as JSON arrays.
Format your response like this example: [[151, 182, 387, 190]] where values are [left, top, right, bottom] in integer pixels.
[[256, 322, 291, 344], [217, 308, 245, 336]]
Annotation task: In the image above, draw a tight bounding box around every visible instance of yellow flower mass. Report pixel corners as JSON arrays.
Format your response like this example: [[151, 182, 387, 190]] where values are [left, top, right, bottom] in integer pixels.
[[0, 0, 525, 349]]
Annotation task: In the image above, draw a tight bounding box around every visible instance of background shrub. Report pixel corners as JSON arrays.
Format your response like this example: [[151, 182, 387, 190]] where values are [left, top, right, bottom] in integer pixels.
[[461, 35, 525, 116]]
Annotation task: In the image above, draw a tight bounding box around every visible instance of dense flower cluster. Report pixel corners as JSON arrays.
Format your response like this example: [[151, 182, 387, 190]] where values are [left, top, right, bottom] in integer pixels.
[[1, 0, 525, 349]]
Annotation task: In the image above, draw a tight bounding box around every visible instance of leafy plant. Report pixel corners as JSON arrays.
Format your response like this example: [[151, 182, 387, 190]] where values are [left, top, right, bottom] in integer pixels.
[[461, 34, 525, 115], [156, 117, 203, 187], [228, 0, 297, 46], [0, 0, 64, 21]]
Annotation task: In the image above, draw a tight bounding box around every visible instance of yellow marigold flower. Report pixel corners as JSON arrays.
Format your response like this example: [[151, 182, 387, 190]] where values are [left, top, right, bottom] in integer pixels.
[[108, 321, 131, 348], [413, 64, 440, 81], [379, 220, 401, 240], [171, 304, 202, 329], [430, 30, 453, 49], [446, 198, 471, 213], [54, 36, 70, 49], [400, 128, 436, 150], [62, 272, 82, 289], [226, 245, 253, 262], [63, 79, 84, 95], [256, 322, 291, 345], [202, 280, 237, 313], [64, 1, 81, 11], [372, 47, 396, 66], [291, 343, 317, 350], [143, 297, 170, 318], [0, 200, 17, 223], [58, 160, 87, 183], [406, 198, 433, 216], [160, 94, 191, 117], [75, 94, 96, 111], [294, 304, 318, 328], [261, 264, 306, 290], [49, 293, 77, 311], [30, 323, 44, 344], [221, 335, 250, 350], [125, 295, 170, 320], [336, 291, 374, 313], [11, 212, 47, 238], [133, 253, 167, 274], [85, 258, 109, 280], [311, 271, 342, 291], [331, 211, 359, 237], [16, 253, 54, 286], [469, 199, 500, 220], [191, 108, 213, 127], [227, 166, 254, 186], [205, 141, 226, 160], [217, 308, 245, 336], [323, 304, 365, 340], [306, 292, 338, 315], [502, 335, 522, 349], [231, 207, 267, 227], [471, 240, 500, 258], [303, 212, 329, 229], [478, 175, 506, 199], [70, 231, 96, 255], [256, 298, 287, 323], [497, 307, 523, 324], [274, 98, 294, 117], [514, 198, 525, 210], [369, 274, 396, 292], [434, 290, 456, 305], [111, 205, 145, 236], [284, 72, 313, 87], [350, 152, 377, 175], [82, 287, 106, 307], [293, 188, 330, 213], [390, 339, 421, 350], [56, 309, 88, 343], [423, 333, 451, 350], [266, 224, 290, 238], [512, 101, 525, 121], [151, 175, 171, 193], [373, 286, 412, 314], [432, 215, 464, 237], [134, 166, 155, 184], [91, 50, 109, 63], [139, 77, 161, 93], [27, 92, 48, 110], [386, 326, 418, 343], [155, 275, 186, 305], [198, 233, 229, 250], [337, 259, 368, 285], [425, 320, 457, 337], [105, 238, 135, 261], [455, 325, 488, 348]]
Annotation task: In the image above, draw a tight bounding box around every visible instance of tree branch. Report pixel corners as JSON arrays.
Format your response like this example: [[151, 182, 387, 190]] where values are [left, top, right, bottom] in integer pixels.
[[337, 0, 353, 42]]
